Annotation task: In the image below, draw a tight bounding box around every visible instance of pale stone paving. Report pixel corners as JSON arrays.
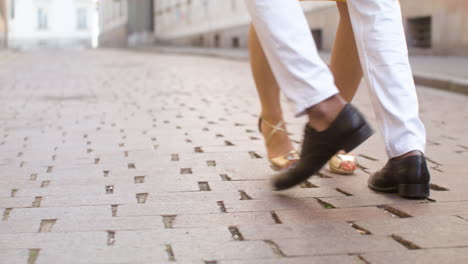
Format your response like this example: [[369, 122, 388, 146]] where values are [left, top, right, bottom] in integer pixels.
[[0, 49, 467, 264]]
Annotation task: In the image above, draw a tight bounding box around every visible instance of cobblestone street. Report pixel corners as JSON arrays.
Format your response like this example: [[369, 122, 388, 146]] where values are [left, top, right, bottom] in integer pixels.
[[1, 49, 468, 263]]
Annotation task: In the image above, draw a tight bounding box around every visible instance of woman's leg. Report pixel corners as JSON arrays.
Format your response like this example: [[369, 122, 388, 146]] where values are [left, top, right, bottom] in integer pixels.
[[328, 2, 364, 173], [330, 2, 363, 102], [248, 2, 363, 164], [248, 24, 294, 161]]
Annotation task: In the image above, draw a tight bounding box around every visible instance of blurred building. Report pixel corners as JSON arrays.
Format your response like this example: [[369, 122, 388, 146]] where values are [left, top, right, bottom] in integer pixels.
[[98, 0, 154, 48], [0, 0, 7, 48], [154, 0, 252, 48], [6, 0, 95, 50], [153, 0, 468, 57]]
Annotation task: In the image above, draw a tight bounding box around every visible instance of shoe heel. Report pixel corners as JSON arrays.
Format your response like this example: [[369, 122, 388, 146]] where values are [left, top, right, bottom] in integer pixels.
[[398, 184, 430, 198], [342, 124, 374, 153]]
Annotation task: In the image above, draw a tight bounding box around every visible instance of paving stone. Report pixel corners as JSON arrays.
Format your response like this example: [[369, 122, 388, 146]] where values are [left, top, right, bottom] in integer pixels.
[[5, 205, 111, 222], [363, 247, 468, 264], [171, 212, 275, 228], [113, 227, 233, 245], [0, 249, 28, 263], [239, 223, 359, 240], [427, 188, 468, 202], [276, 207, 393, 223], [320, 193, 426, 208], [387, 201, 468, 217], [0, 232, 105, 249], [1, 215, 166, 234], [118, 201, 221, 216], [218, 255, 363, 264], [224, 198, 324, 213], [37, 246, 169, 264], [0, 196, 37, 208], [355, 216, 468, 248], [172, 240, 278, 261], [275, 235, 403, 256]]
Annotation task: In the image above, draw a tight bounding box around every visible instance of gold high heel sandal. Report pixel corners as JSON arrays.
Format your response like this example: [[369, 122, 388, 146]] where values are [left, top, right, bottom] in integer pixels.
[[258, 117, 300, 170], [328, 152, 358, 175]]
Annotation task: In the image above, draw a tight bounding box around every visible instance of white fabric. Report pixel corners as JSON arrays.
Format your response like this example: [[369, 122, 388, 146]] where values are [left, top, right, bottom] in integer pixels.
[[244, 0, 426, 158], [245, 0, 339, 117]]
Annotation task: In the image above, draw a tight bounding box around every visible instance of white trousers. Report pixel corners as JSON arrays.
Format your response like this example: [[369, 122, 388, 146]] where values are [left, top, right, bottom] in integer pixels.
[[245, 0, 426, 158]]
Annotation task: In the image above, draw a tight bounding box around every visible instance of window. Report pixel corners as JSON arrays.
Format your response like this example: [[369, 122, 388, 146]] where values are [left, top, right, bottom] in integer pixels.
[[407, 16, 432, 49], [311, 29, 323, 50], [232, 37, 239, 48], [37, 8, 48, 30], [10, 0, 15, 19], [112, 0, 121, 19], [214, 34, 220, 48], [77, 8, 87, 29]]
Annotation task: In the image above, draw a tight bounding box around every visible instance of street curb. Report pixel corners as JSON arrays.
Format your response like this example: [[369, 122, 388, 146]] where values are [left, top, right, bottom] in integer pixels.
[[132, 46, 249, 61], [413, 72, 468, 95], [135, 46, 468, 96]]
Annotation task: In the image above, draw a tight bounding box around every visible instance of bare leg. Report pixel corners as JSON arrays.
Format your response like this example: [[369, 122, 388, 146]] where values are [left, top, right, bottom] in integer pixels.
[[248, 25, 283, 122], [248, 25, 294, 161], [331, 2, 363, 102], [306, 2, 365, 131], [329, 2, 364, 170]]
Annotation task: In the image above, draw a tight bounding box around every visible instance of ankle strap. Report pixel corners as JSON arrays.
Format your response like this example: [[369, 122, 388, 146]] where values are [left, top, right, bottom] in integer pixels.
[[260, 118, 288, 146]]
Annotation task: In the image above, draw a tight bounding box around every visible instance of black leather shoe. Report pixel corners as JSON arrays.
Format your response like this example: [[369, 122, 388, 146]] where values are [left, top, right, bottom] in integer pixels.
[[272, 104, 374, 190], [368, 155, 430, 199]]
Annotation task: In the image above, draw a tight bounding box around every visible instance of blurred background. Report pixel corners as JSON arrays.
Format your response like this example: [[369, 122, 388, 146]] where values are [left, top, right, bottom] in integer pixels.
[[0, 0, 467, 56]]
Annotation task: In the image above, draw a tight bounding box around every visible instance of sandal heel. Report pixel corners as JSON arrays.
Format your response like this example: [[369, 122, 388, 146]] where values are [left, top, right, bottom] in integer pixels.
[[258, 117, 300, 170], [398, 184, 430, 198], [342, 124, 374, 153]]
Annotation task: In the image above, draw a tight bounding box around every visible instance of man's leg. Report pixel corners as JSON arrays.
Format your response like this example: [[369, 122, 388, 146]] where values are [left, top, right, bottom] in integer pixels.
[[347, 0, 430, 198], [244, 0, 373, 190], [244, 0, 340, 119], [347, 0, 426, 158]]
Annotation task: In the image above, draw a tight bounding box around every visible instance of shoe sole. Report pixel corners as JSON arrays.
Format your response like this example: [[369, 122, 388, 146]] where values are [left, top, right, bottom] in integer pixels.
[[368, 182, 397, 193], [398, 184, 430, 199], [329, 166, 355, 175], [368, 182, 430, 199]]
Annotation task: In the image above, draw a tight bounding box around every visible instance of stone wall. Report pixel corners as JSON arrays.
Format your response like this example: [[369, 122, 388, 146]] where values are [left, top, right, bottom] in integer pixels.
[[401, 0, 468, 56], [154, 1, 468, 57], [99, 22, 128, 48], [0, 0, 7, 48], [98, 0, 129, 48]]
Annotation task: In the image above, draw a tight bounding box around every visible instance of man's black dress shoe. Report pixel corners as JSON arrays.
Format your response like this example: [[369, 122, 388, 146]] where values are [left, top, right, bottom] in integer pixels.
[[368, 155, 430, 199], [272, 104, 374, 190]]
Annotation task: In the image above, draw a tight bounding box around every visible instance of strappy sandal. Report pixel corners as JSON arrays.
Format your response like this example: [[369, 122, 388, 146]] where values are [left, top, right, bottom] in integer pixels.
[[258, 117, 300, 170], [328, 152, 358, 175]]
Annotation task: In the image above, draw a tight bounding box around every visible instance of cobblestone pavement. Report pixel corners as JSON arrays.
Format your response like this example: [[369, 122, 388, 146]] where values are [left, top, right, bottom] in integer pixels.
[[1, 49, 468, 264]]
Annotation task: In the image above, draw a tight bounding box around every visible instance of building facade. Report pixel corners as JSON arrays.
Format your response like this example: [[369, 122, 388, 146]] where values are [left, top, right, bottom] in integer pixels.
[[0, 0, 7, 48], [98, 0, 154, 48], [7, 0, 95, 50], [154, 0, 468, 57], [154, 0, 253, 48], [98, 0, 128, 47]]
